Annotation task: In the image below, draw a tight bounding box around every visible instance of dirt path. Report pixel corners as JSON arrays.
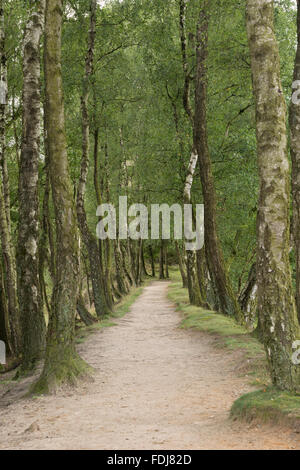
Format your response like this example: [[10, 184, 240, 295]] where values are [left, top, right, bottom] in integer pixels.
[[0, 281, 299, 450]]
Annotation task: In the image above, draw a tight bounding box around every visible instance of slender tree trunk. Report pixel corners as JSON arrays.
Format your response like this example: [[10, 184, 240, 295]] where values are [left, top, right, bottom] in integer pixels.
[[159, 240, 165, 280], [164, 242, 169, 279], [39, 159, 52, 316], [114, 239, 129, 295], [149, 245, 155, 277], [178, 0, 208, 308], [246, 0, 300, 392], [141, 241, 149, 277], [104, 238, 114, 308], [129, 239, 137, 285], [32, 0, 90, 394], [42, 105, 56, 282], [77, 295, 96, 326], [12, 92, 20, 168], [194, 3, 242, 321], [183, 149, 203, 306], [238, 263, 257, 329], [134, 239, 143, 286], [0, 261, 10, 355], [93, 126, 105, 287], [175, 241, 188, 288], [0, 2, 21, 358], [76, 0, 109, 318], [0, 187, 20, 357], [17, 0, 46, 373], [179, 0, 193, 124], [0, 3, 10, 235], [196, 246, 209, 308], [166, 88, 186, 182], [289, 0, 300, 324], [103, 139, 114, 307], [121, 241, 134, 286], [86, 273, 93, 307]]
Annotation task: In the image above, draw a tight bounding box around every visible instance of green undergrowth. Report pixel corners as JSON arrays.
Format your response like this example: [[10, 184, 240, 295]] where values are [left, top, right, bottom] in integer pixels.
[[167, 269, 268, 386], [75, 284, 146, 345], [231, 387, 300, 428]]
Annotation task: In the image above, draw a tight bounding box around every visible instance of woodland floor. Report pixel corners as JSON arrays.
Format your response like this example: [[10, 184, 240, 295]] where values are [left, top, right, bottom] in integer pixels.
[[0, 281, 299, 450]]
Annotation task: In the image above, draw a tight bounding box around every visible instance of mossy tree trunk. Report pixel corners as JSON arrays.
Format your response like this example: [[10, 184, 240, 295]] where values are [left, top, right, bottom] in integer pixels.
[[159, 240, 165, 280], [175, 241, 188, 288], [141, 241, 149, 277], [238, 263, 257, 329], [196, 246, 209, 309], [183, 149, 203, 307], [149, 244, 155, 278], [0, 261, 10, 355], [121, 241, 134, 287], [76, 0, 110, 318], [77, 295, 96, 327], [17, 0, 46, 373], [114, 239, 129, 295], [164, 242, 169, 279], [40, 113, 56, 282], [0, 2, 10, 235], [246, 0, 300, 392], [103, 139, 114, 307], [32, 0, 90, 394], [289, 0, 300, 324], [0, 185, 20, 357], [194, 2, 242, 322], [0, 1, 21, 358], [134, 239, 143, 286], [179, 0, 203, 306], [38, 158, 52, 316]]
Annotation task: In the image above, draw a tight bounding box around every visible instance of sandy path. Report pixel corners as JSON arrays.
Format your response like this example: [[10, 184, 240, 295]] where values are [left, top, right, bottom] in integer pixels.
[[0, 281, 299, 450]]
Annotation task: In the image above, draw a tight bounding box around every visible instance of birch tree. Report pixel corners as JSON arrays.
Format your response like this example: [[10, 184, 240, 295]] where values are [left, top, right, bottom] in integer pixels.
[[76, 0, 110, 317], [17, 0, 46, 373], [246, 0, 300, 392], [33, 0, 89, 393], [197, 2, 238, 318], [289, 0, 300, 324], [0, 0, 21, 358]]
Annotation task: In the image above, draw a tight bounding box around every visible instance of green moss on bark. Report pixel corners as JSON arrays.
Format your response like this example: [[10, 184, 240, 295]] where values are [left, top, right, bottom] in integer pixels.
[[31, 345, 92, 395]]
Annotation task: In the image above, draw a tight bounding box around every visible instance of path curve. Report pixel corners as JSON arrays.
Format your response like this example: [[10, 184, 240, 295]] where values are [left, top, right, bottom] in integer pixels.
[[0, 282, 299, 450]]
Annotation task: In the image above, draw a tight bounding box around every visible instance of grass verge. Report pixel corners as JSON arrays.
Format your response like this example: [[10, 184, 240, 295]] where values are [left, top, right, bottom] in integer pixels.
[[167, 268, 300, 429], [167, 269, 267, 385], [231, 387, 300, 429]]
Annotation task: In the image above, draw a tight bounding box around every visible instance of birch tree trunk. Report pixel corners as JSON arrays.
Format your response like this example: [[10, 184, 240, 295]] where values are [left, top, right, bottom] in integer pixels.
[[32, 0, 89, 394], [238, 263, 257, 329], [178, 1, 203, 305], [76, 0, 110, 317], [0, 1, 10, 234], [183, 149, 203, 306], [247, 0, 300, 392], [17, 0, 46, 373], [159, 240, 165, 280], [0, 256, 10, 355], [0, 1, 21, 358], [175, 241, 188, 288], [289, 0, 300, 324], [149, 244, 156, 278], [194, 3, 242, 321]]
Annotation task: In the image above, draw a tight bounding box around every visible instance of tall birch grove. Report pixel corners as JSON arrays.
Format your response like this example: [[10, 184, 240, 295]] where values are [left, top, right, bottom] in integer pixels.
[[0, 0, 299, 448]]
